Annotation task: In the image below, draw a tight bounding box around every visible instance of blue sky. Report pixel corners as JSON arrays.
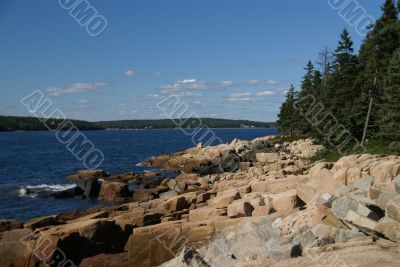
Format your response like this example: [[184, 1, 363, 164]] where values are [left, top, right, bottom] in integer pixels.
[[0, 0, 384, 122]]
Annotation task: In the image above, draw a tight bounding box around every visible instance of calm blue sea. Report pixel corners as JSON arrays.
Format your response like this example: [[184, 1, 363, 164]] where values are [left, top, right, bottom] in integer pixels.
[[0, 128, 277, 221]]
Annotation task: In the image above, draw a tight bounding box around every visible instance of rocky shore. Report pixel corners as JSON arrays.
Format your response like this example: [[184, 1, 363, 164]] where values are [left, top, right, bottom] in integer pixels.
[[2, 136, 400, 266]]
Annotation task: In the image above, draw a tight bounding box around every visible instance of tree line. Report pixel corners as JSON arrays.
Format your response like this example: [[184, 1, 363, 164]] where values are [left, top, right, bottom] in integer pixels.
[[0, 116, 103, 131], [277, 0, 400, 145], [0, 116, 274, 131], [97, 118, 274, 129]]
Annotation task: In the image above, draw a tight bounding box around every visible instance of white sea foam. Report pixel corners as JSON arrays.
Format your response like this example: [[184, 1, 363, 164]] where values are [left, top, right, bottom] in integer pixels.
[[18, 184, 76, 198], [136, 156, 155, 167]]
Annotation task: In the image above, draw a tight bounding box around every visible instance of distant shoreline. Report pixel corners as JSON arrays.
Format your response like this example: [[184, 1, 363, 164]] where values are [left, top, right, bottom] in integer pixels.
[[0, 115, 276, 132], [0, 127, 278, 133]]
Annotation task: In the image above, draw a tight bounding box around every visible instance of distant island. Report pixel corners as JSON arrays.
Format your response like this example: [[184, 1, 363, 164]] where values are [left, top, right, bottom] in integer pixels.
[[0, 116, 275, 131]]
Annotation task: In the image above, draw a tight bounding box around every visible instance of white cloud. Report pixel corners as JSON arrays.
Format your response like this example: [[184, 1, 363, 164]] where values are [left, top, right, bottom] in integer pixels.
[[228, 92, 253, 102], [161, 79, 207, 91], [247, 79, 277, 86], [221, 81, 233, 87], [79, 99, 89, 104], [139, 78, 230, 101], [160, 78, 233, 93], [125, 70, 136, 77], [227, 90, 279, 102], [47, 82, 110, 96], [256, 90, 276, 96]]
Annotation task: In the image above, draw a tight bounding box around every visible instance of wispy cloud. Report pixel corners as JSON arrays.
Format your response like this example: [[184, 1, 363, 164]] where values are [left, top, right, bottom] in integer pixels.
[[228, 92, 253, 102], [124, 69, 161, 77], [138, 78, 232, 101], [160, 78, 233, 93], [227, 89, 282, 102], [46, 82, 110, 96], [125, 70, 136, 77], [256, 90, 276, 96], [247, 79, 277, 86]]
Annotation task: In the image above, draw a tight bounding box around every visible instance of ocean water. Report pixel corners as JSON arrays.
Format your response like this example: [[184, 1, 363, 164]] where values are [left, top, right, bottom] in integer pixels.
[[0, 128, 277, 221]]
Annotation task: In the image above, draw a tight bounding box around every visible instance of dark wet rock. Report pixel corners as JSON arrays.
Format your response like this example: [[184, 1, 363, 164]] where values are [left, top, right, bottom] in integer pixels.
[[0, 220, 23, 233], [24, 215, 59, 230], [51, 186, 84, 199]]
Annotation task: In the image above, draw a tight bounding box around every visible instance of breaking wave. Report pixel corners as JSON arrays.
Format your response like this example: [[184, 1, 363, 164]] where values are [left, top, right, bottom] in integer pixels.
[[19, 184, 76, 198]]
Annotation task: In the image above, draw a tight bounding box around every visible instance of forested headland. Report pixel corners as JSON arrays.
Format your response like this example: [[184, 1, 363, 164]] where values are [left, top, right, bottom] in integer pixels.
[[0, 116, 274, 131], [277, 0, 400, 158]]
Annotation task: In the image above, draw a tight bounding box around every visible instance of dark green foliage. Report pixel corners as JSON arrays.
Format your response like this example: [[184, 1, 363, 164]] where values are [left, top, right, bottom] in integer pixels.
[[325, 29, 359, 126], [97, 118, 274, 129], [0, 116, 274, 131], [276, 85, 299, 135], [377, 49, 400, 140], [278, 2, 400, 148], [0, 116, 102, 131], [380, 0, 398, 26]]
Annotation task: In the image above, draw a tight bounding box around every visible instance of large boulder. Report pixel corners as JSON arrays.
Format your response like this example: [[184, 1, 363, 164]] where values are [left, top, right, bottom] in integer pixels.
[[0, 229, 41, 267], [0, 223, 129, 267], [189, 207, 226, 221], [370, 160, 400, 186], [271, 190, 304, 215], [50, 186, 84, 199], [127, 222, 187, 266], [208, 190, 241, 209], [386, 195, 400, 222], [99, 182, 131, 202], [68, 169, 109, 180], [175, 173, 200, 192], [24, 215, 58, 230], [80, 253, 129, 267], [227, 200, 254, 218], [68, 170, 108, 198], [0, 220, 23, 233], [331, 195, 384, 232], [132, 187, 168, 202], [157, 196, 190, 213], [6, 218, 129, 267]]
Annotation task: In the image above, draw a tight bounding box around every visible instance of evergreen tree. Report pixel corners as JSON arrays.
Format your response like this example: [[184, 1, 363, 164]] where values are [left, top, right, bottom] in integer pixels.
[[358, 0, 400, 94], [350, 1, 400, 138], [377, 49, 400, 140], [323, 29, 359, 126], [299, 61, 315, 97], [335, 29, 354, 65], [312, 70, 323, 99], [295, 61, 316, 134], [275, 2, 400, 142], [380, 0, 398, 26], [277, 85, 299, 135]]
